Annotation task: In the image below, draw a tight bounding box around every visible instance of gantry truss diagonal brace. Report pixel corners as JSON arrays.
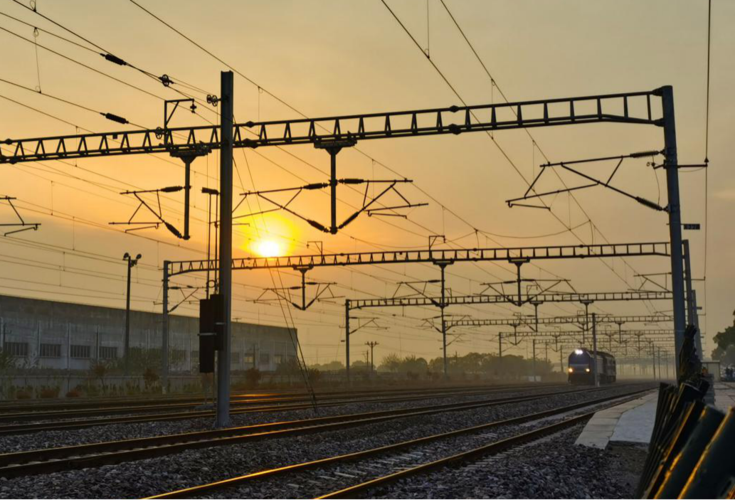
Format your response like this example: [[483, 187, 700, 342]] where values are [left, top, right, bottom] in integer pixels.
[[0, 196, 40, 236], [166, 241, 670, 276], [0, 89, 665, 164], [253, 265, 340, 311], [237, 179, 427, 235], [348, 291, 673, 310], [505, 150, 667, 212], [447, 314, 673, 329]]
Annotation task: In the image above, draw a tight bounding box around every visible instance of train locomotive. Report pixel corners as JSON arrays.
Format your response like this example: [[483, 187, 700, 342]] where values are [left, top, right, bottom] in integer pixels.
[[567, 348, 616, 384]]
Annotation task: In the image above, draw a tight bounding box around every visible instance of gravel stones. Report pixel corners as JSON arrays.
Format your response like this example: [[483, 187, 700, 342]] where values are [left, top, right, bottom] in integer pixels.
[[0, 385, 649, 499]]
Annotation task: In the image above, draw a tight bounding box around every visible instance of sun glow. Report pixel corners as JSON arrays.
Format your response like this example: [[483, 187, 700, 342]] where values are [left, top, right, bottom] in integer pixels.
[[254, 239, 282, 258]]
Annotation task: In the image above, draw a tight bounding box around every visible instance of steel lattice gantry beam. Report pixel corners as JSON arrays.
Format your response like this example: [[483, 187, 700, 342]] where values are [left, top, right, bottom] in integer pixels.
[[0, 90, 664, 164], [167, 242, 670, 276], [502, 329, 675, 337], [448, 315, 672, 328], [348, 290, 673, 310]]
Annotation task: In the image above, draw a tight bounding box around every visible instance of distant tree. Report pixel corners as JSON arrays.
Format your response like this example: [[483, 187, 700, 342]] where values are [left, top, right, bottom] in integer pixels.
[[350, 360, 370, 372], [276, 357, 302, 384], [712, 310, 735, 360], [379, 353, 401, 373], [308, 360, 344, 372]]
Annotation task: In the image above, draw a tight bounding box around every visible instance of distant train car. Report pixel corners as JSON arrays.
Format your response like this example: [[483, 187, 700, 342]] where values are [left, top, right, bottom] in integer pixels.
[[567, 348, 616, 384]]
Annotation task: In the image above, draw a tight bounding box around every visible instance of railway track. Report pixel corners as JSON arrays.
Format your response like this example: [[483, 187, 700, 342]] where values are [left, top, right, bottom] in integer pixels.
[[0, 385, 624, 478], [0, 383, 537, 415], [145, 385, 652, 499], [0, 384, 570, 435]]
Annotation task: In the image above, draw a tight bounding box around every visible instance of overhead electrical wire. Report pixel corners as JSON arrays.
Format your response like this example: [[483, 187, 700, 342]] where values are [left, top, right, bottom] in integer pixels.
[[379, 0, 662, 317], [0, 5, 648, 362], [124, 1, 589, 317], [8, 0, 212, 98]]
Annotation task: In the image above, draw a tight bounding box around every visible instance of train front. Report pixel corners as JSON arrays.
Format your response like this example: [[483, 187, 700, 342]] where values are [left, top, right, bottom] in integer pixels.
[[567, 348, 593, 384]]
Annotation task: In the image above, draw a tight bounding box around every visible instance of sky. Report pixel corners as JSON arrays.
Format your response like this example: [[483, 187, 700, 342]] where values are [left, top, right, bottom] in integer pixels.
[[0, 0, 732, 367]]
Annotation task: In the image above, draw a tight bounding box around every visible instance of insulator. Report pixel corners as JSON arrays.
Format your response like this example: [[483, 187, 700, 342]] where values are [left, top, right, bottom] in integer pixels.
[[103, 53, 127, 66], [160, 74, 173, 87], [165, 222, 183, 239], [635, 197, 664, 211], [160, 186, 184, 193], [307, 219, 328, 233], [339, 178, 365, 185], [103, 113, 129, 125], [339, 211, 360, 229], [630, 150, 660, 158], [304, 183, 329, 190]]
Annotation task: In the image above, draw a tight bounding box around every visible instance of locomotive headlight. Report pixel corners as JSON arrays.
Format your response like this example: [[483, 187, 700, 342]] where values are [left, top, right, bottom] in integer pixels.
[[585, 368, 591, 372], [574, 349, 584, 355], [567, 368, 573, 373]]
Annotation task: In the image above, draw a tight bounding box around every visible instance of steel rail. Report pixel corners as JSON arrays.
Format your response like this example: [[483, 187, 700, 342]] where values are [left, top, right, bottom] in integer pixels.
[[317, 410, 595, 498], [0, 385, 566, 434], [0, 383, 526, 413], [0, 385, 619, 478], [146, 386, 653, 499], [0, 383, 535, 422]]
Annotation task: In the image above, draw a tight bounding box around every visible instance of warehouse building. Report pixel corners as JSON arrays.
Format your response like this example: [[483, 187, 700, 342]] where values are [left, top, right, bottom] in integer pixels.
[[0, 295, 297, 372]]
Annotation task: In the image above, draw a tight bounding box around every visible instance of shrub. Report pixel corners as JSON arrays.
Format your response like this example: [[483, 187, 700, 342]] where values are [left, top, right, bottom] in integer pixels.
[[66, 388, 81, 398], [244, 367, 261, 388], [143, 368, 159, 389], [15, 389, 32, 400], [38, 386, 60, 399]]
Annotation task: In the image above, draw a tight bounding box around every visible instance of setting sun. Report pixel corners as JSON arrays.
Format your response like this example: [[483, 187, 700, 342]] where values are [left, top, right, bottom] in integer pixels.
[[254, 239, 282, 258]]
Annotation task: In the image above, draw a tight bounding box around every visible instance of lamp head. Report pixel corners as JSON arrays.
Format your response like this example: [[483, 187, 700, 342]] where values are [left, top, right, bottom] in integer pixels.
[[123, 252, 130, 260]]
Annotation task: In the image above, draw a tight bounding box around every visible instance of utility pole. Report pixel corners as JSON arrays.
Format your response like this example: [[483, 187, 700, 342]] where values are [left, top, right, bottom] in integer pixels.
[[532, 338, 537, 383], [591, 312, 599, 387], [123, 252, 141, 378], [216, 71, 234, 428], [162, 261, 169, 390], [650, 342, 657, 380], [365, 341, 378, 374], [581, 299, 593, 344], [345, 299, 351, 385], [435, 261, 451, 381], [661, 86, 686, 370], [683, 240, 702, 356]]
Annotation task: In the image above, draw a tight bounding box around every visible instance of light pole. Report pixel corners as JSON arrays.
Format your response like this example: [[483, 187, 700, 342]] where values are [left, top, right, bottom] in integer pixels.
[[123, 252, 141, 377], [365, 341, 379, 374]]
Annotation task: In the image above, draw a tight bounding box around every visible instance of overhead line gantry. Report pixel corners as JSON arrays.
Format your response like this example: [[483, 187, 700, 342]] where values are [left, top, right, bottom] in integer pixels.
[[2, 79, 689, 426]]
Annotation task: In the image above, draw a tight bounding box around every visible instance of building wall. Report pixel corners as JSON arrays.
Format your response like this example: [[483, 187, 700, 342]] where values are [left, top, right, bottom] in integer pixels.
[[0, 295, 297, 372]]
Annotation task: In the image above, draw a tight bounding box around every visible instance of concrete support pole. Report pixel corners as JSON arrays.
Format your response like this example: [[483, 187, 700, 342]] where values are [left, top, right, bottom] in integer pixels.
[[660, 86, 686, 371], [125, 261, 132, 377], [216, 71, 234, 428], [162, 261, 169, 391], [345, 299, 351, 386], [592, 313, 599, 387], [532, 339, 537, 383], [683, 240, 702, 357], [439, 263, 448, 381], [651, 343, 657, 380]]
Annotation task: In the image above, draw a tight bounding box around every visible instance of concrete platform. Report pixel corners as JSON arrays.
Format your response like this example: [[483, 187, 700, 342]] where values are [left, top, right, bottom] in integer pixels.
[[576, 383, 735, 450], [576, 391, 657, 449], [714, 382, 735, 410]]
